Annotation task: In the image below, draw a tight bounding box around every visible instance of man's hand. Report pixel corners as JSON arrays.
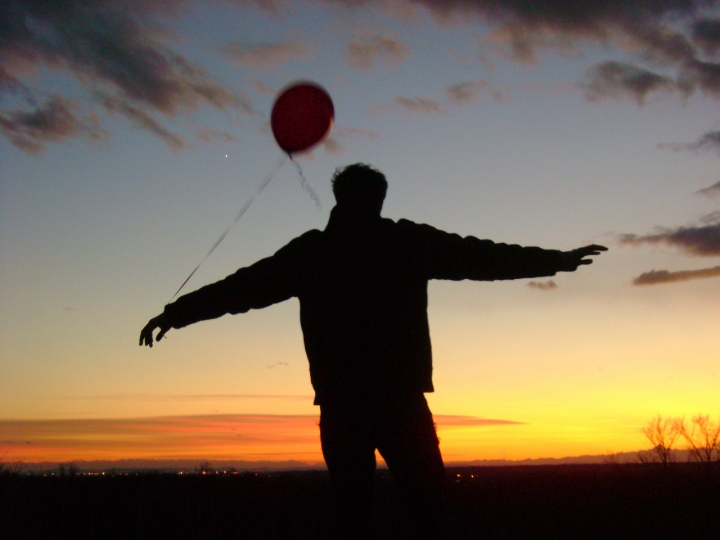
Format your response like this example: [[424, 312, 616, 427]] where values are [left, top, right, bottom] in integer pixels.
[[558, 244, 608, 272], [139, 313, 171, 347]]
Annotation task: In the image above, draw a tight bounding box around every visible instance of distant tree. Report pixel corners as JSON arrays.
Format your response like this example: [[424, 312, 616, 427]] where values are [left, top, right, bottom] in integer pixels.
[[0, 461, 25, 476], [642, 415, 680, 466], [196, 461, 214, 475], [57, 463, 79, 477], [675, 415, 720, 466]]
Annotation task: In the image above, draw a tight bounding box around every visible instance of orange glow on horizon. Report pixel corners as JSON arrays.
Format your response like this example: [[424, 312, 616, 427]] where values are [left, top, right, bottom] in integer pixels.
[[0, 413, 548, 464]]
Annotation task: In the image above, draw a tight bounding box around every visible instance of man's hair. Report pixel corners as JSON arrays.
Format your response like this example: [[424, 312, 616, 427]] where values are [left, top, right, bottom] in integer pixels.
[[331, 163, 387, 212]]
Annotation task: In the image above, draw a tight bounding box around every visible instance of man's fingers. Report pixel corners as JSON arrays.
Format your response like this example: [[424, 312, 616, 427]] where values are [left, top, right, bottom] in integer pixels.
[[139, 327, 152, 347], [157, 327, 169, 342], [580, 244, 608, 256]]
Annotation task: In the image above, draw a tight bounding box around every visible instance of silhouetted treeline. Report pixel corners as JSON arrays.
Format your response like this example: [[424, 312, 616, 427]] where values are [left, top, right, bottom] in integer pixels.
[[2, 464, 719, 539]]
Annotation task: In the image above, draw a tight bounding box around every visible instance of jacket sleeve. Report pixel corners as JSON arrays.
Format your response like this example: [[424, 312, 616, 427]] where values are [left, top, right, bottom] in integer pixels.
[[163, 233, 313, 329], [398, 219, 564, 281]]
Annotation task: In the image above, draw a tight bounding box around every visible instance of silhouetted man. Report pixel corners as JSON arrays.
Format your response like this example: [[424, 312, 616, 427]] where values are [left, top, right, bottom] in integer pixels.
[[140, 163, 606, 539]]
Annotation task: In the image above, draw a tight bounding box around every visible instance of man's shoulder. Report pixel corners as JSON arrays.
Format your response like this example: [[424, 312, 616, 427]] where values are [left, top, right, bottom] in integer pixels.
[[390, 217, 446, 238], [288, 228, 323, 246]]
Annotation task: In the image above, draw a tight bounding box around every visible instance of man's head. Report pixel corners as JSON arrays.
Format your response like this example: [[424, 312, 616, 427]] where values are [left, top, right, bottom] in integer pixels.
[[332, 163, 387, 216]]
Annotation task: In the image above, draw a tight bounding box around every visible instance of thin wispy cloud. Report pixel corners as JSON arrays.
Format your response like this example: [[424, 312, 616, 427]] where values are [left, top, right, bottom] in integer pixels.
[[659, 131, 720, 155], [696, 180, 720, 200], [582, 61, 676, 105], [221, 41, 312, 69], [1, 414, 521, 462], [392, 96, 447, 115], [619, 212, 720, 256], [446, 79, 510, 105], [434, 416, 524, 427], [346, 35, 410, 71], [321, 126, 380, 154], [0, 0, 251, 153], [66, 394, 313, 402], [194, 126, 239, 143], [527, 280, 558, 291], [98, 94, 187, 152], [632, 266, 720, 285]]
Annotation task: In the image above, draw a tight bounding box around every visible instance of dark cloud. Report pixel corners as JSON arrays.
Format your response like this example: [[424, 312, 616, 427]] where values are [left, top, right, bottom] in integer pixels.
[[389, 0, 713, 60], [582, 61, 676, 104], [692, 18, 720, 57], [346, 35, 410, 71], [446, 79, 509, 105], [98, 94, 186, 152], [527, 280, 558, 291], [619, 212, 720, 256], [0, 95, 106, 154], [392, 96, 446, 115], [336, 1, 720, 105], [632, 265, 720, 285], [0, 0, 250, 152], [221, 41, 312, 69], [696, 179, 720, 199], [659, 130, 720, 154]]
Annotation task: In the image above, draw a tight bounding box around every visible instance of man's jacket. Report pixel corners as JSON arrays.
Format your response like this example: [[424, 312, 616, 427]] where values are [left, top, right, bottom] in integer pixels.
[[164, 207, 564, 404]]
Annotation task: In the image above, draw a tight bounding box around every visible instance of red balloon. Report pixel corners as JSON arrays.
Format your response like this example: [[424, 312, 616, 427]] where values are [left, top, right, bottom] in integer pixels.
[[271, 82, 334, 155]]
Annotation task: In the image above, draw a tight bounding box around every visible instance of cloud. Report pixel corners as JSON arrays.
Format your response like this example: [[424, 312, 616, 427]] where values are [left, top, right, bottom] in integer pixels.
[[0, 0, 251, 152], [98, 94, 186, 152], [67, 393, 313, 401], [0, 414, 324, 462], [384, 0, 707, 60], [346, 35, 410, 71], [337, 1, 720, 106], [696, 180, 720, 200], [692, 18, 720, 57], [527, 280, 558, 291], [221, 41, 312, 69], [0, 95, 106, 154], [632, 265, 720, 285], [446, 79, 510, 105], [266, 361, 289, 369], [322, 136, 344, 154], [0, 413, 518, 462], [659, 131, 720, 154], [434, 415, 524, 427], [582, 61, 676, 104], [392, 96, 446, 115], [619, 211, 720, 256], [253, 80, 277, 96], [194, 126, 239, 143], [320, 126, 379, 155]]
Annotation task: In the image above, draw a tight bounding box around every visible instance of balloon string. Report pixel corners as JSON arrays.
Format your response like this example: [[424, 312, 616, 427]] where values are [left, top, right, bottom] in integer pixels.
[[170, 155, 288, 302], [289, 155, 322, 209]]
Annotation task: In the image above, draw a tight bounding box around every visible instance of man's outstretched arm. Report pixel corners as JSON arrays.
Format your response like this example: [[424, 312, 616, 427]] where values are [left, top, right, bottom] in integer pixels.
[[401, 220, 607, 281], [138, 232, 317, 348]]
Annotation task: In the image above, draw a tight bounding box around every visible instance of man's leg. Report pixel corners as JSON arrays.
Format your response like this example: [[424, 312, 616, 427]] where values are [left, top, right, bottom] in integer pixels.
[[375, 396, 447, 539], [320, 404, 377, 539]]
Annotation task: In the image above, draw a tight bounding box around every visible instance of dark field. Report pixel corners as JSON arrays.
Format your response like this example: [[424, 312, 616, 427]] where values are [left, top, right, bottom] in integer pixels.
[[2, 463, 719, 539]]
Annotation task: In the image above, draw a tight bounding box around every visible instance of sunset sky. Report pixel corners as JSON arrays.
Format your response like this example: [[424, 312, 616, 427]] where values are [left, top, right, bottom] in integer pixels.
[[2, 0, 720, 466]]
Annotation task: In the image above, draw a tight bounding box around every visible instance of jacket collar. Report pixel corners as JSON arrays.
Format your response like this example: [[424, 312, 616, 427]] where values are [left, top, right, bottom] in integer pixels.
[[325, 205, 382, 236]]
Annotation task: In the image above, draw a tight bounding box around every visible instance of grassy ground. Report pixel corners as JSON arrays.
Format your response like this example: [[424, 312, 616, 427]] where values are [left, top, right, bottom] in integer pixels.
[[1, 463, 719, 539]]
